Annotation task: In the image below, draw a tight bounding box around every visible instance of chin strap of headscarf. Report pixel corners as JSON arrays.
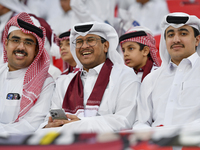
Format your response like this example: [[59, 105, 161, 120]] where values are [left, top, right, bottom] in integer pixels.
[[2, 12, 50, 122]]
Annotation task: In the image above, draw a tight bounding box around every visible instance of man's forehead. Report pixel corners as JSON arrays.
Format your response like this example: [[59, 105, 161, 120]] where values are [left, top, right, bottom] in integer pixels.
[[60, 39, 69, 43], [166, 25, 192, 32], [76, 34, 99, 39], [10, 30, 36, 40]]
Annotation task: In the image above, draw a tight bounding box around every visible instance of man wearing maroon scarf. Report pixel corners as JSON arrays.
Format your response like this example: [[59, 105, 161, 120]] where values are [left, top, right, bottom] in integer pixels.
[[42, 21, 140, 133]]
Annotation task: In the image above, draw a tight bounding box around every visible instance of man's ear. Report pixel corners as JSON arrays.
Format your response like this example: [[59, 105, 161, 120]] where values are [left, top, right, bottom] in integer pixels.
[[103, 41, 109, 53], [142, 46, 150, 57], [5, 39, 8, 52], [195, 35, 200, 47], [34, 45, 39, 57]]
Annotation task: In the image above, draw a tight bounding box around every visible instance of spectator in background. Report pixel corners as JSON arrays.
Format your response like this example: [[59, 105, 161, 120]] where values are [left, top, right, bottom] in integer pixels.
[[119, 26, 161, 82], [56, 30, 77, 75], [0, 12, 54, 134], [128, 0, 169, 36], [47, 0, 73, 36]]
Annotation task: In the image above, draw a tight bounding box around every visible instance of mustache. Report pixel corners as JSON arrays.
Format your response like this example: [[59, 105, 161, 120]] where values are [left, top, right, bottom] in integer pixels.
[[80, 48, 94, 53], [13, 50, 28, 56], [170, 44, 184, 49]]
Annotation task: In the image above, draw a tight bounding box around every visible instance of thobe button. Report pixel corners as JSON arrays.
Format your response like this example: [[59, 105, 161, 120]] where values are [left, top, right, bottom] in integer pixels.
[[170, 100, 173, 102], [179, 69, 182, 72]]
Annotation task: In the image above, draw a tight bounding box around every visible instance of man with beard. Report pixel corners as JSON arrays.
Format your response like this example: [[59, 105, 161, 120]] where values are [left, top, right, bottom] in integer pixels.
[[0, 12, 54, 134], [41, 21, 140, 133], [133, 12, 200, 129]]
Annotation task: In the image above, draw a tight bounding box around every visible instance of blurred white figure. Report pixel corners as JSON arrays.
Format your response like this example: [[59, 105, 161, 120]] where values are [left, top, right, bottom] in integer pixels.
[[128, 0, 169, 36]]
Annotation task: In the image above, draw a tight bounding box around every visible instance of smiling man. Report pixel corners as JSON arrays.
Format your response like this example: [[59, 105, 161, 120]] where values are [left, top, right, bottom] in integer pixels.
[[133, 12, 200, 129], [42, 21, 140, 133], [0, 12, 54, 134]]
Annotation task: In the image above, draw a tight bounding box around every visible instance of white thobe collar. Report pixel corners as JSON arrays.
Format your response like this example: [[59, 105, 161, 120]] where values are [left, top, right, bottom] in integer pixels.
[[81, 63, 104, 77], [6, 66, 28, 79], [168, 52, 199, 73]]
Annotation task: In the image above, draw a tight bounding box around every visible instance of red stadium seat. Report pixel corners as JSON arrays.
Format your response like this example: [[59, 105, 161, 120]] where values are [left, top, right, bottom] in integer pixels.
[[167, 0, 200, 18]]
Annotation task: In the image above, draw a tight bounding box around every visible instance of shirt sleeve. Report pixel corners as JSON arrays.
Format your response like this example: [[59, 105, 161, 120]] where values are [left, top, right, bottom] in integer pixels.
[[0, 77, 55, 135], [133, 76, 154, 130]]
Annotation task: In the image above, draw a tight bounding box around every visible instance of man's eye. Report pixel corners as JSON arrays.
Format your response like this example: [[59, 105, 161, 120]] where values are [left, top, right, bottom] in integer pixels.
[[87, 38, 95, 42], [76, 40, 83, 44], [12, 39, 20, 43], [181, 32, 187, 36], [25, 41, 33, 45], [167, 34, 174, 37]]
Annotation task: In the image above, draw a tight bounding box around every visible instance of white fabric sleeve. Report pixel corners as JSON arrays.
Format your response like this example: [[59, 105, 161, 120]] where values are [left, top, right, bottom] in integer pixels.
[[0, 77, 55, 135], [70, 0, 103, 23], [133, 77, 153, 130]]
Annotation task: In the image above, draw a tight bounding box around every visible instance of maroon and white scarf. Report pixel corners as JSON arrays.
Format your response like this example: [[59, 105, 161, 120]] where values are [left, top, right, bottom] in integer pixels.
[[134, 57, 153, 82], [3, 12, 50, 122], [62, 59, 113, 117]]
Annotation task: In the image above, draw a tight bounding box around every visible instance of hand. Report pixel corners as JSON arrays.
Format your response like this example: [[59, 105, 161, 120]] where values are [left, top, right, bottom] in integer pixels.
[[44, 114, 80, 128], [44, 116, 66, 128]]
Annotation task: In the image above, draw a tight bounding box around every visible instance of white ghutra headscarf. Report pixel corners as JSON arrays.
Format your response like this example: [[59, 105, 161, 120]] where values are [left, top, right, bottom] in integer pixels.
[[159, 12, 200, 66], [70, 21, 124, 68]]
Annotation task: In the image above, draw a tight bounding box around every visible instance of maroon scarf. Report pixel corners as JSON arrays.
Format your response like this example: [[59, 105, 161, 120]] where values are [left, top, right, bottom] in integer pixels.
[[135, 57, 153, 82], [61, 65, 76, 75], [62, 59, 113, 115]]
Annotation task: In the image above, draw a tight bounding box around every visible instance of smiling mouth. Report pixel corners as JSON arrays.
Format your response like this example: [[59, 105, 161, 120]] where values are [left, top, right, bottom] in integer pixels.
[[13, 50, 28, 57], [82, 51, 92, 56]]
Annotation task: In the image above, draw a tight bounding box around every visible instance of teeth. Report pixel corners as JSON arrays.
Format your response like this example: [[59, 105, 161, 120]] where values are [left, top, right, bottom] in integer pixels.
[[83, 52, 91, 55], [16, 53, 25, 57]]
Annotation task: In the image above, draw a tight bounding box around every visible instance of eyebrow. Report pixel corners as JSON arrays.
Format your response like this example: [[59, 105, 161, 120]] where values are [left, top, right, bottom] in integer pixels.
[[11, 36, 35, 42], [122, 44, 135, 49], [166, 28, 189, 34]]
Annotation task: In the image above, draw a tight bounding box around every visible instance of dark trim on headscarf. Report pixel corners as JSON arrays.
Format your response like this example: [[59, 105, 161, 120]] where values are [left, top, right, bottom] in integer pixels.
[[74, 24, 93, 32], [119, 31, 147, 43], [59, 31, 70, 38], [17, 19, 43, 38], [166, 16, 189, 24]]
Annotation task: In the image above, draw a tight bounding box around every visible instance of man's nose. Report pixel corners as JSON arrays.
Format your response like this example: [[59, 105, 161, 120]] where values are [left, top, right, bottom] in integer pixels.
[[17, 41, 26, 49], [173, 34, 181, 43], [81, 40, 89, 48]]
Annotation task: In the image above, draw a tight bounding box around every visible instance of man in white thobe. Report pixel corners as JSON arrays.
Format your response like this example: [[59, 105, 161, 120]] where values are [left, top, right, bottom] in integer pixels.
[[40, 21, 140, 133], [133, 12, 200, 129], [0, 12, 54, 135]]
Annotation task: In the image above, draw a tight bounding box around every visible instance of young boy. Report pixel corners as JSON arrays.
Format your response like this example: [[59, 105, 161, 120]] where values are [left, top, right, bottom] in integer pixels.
[[56, 30, 77, 75], [119, 26, 161, 81]]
